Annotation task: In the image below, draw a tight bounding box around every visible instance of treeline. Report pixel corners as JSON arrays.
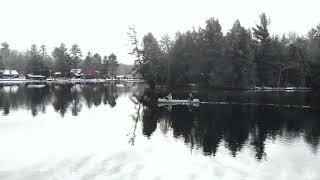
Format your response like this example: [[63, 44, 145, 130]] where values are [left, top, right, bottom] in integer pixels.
[[0, 43, 119, 77], [129, 13, 320, 89]]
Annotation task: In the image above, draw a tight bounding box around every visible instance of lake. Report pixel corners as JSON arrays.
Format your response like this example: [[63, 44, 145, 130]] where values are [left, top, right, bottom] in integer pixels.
[[0, 83, 320, 180]]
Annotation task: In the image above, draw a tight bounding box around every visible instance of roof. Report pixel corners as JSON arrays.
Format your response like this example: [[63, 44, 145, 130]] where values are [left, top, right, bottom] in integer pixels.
[[11, 70, 19, 75], [70, 69, 82, 73], [2, 70, 19, 75], [54, 72, 62, 75], [3, 70, 11, 75]]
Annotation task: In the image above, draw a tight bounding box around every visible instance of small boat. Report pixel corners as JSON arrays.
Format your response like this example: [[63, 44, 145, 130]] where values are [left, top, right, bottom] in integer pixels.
[[157, 102, 199, 108], [157, 98, 200, 104]]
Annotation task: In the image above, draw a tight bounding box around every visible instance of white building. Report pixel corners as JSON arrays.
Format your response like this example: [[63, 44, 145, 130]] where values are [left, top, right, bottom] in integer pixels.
[[70, 69, 84, 78], [0, 70, 19, 78]]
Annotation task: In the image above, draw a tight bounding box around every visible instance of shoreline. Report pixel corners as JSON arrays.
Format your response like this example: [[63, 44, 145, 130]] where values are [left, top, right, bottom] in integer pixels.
[[0, 79, 312, 92], [0, 78, 145, 84]]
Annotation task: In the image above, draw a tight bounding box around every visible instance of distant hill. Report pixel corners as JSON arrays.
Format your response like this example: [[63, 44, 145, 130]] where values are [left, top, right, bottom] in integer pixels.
[[116, 64, 134, 75]]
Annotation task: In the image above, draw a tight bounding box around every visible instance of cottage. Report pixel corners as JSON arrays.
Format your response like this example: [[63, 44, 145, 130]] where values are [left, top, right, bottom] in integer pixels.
[[70, 69, 84, 78], [70, 69, 82, 74], [0, 70, 19, 78]]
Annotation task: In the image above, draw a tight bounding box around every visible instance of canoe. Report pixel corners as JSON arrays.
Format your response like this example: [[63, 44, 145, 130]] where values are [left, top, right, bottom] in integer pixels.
[[158, 103, 199, 107], [157, 98, 200, 103]]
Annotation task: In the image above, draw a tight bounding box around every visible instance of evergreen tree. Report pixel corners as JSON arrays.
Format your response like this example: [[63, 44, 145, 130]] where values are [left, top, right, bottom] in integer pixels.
[[225, 20, 255, 88], [40, 45, 54, 75], [159, 34, 174, 85], [102, 56, 109, 76], [0, 55, 4, 70], [107, 53, 119, 78], [140, 33, 164, 88], [70, 44, 82, 69], [82, 52, 93, 75], [26, 44, 44, 75], [93, 53, 102, 77], [52, 43, 71, 75], [0, 42, 9, 69], [253, 13, 273, 86], [306, 25, 320, 88], [202, 18, 225, 87]]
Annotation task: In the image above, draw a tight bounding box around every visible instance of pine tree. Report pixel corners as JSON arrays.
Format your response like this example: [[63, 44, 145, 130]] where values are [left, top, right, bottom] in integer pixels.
[[52, 43, 71, 75]]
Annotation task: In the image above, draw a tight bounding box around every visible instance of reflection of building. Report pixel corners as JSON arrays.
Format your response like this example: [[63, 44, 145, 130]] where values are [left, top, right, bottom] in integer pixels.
[[116, 74, 140, 81], [0, 70, 19, 78], [26, 74, 46, 80], [2, 85, 19, 93]]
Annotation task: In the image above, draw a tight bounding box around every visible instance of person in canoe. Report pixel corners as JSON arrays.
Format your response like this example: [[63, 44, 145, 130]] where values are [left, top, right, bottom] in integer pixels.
[[164, 93, 172, 101], [188, 93, 193, 101]]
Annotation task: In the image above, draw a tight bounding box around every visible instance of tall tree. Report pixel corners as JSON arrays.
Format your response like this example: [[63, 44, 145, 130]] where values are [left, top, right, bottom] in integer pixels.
[[170, 31, 200, 86], [107, 53, 119, 78], [225, 20, 255, 88], [93, 53, 102, 77], [203, 18, 224, 57], [70, 44, 82, 69], [202, 18, 225, 87], [102, 55, 109, 76], [52, 43, 71, 75], [0, 55, 4, 70], [159, 34, 173, 85], [26, 44, 44, 75], [1, 42, 10, 68], [252, 13, 274, 86], [307, 25, 320, 88], [140, 33, 164, 88], [252, 13, 270, 43], [127, 26, 142, 70], [40, 45, 47, 60], [159, 34, 173, 54], [82, 52, 93, 75]]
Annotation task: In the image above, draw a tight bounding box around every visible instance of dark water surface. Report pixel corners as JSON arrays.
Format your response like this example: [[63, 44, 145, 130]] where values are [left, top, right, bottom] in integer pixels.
[[0, 83, 320, 180]]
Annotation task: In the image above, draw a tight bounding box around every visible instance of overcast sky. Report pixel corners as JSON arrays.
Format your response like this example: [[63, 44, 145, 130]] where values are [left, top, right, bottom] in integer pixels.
[[1, 0, 320, 64]]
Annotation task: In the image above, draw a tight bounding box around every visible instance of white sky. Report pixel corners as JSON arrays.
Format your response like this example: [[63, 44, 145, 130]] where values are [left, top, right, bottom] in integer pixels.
[[1, 0, 320, 64]]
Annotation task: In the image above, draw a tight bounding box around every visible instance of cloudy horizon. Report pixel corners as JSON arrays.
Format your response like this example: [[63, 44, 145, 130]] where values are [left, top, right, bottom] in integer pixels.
[[1, 0, 320, 64]]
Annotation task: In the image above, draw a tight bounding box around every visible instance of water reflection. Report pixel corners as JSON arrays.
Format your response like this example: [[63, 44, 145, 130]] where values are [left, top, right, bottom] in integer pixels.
[[135, 89, 320, 161], [0, 83, 132, 116], [1, 83, 320, 162]]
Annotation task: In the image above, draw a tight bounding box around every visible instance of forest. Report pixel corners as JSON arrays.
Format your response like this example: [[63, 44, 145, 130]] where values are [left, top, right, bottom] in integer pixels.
[[128, 13, 320, 89], [0, 43, 120, 78], [1, 13, 320, 89]]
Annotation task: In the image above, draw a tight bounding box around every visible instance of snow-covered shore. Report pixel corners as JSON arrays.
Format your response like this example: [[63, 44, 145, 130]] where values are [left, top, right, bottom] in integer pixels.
[[0, 78, 144, 84]]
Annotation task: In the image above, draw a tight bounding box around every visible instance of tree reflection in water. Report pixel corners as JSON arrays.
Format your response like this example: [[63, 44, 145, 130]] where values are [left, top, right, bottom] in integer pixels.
[[0, 83, 122, 116], [1, 83, 320, 162], [134, 89, 320, 161]]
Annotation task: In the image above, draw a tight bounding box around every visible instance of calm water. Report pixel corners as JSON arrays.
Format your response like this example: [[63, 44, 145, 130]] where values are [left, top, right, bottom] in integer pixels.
[[0, 83, 320, 180]]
